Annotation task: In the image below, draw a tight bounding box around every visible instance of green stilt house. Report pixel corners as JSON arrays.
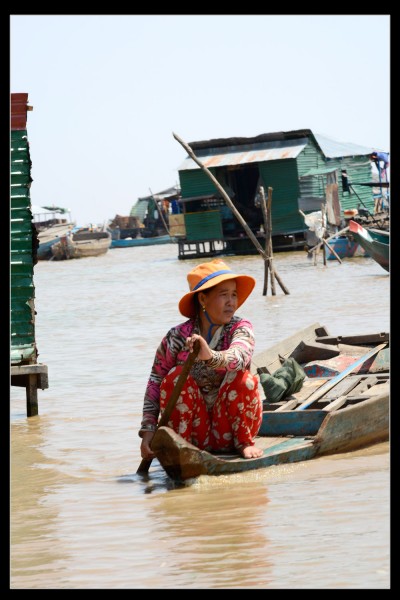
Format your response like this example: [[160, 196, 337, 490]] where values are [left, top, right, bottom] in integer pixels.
[[175, 129, 379, 259]]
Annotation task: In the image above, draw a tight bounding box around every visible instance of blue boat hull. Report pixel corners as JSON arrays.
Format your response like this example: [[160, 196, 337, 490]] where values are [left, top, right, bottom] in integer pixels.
[[111, 235, 176, 248], [325, 236, 368, 259]]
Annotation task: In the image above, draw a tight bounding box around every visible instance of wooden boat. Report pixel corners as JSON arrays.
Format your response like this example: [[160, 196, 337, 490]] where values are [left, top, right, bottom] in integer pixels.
[[50, 229, 112, 260], [348, 220, 389, 272], [324, 235, 368, 260], [111, 234, 176, 248], [36, 222, 75, 260], [151, 323, 389, 482]]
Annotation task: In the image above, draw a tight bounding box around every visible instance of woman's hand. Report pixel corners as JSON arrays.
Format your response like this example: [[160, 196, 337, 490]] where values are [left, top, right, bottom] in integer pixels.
[[186, 334, 213, 362], [140, 430, 156, 459]]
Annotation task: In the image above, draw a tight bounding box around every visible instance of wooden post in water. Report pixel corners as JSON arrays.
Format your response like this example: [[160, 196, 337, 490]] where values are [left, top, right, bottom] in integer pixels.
[[259, 186, 288, 295], [300, 209, 343, 266], [321, 203, 327, 266], [259, 186, 269, 295], [173, 132, 289, 295], [307, 226, 349, 258], [266, 187, 277, 294]]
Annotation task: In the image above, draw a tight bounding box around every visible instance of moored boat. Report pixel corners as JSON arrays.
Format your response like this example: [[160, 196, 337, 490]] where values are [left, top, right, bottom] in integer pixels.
[[50, 229, 112, 260], [150, 322, 389, 483], [323, 234, 368, 260], [111, 234, 176, 248], [37, 222, 75, 260], [348, 220, 389, 272]]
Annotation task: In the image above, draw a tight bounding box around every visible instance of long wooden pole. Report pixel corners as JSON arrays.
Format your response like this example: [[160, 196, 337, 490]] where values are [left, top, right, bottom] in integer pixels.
[[307, 225, 350, 255], [173, 132, 269, 261], [322, 238, 343, 264], [266, 187, 277, 294], [296, 342, 387, 410], [263, 186, 289, 294], [259, 186, 269, 295], [321, 203, 327, 266], [173, 132, 289, 295], [137, 340, 200, 474], [299, 209, 344, 264]]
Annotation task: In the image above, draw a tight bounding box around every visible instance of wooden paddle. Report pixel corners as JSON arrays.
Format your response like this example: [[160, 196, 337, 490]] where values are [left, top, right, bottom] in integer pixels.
[[136, 339, 200, 474], [296, 342, 387, 410]]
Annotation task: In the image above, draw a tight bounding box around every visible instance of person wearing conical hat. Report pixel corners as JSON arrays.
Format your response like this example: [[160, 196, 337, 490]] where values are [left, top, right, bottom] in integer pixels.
[[139, 259, 263, 460]]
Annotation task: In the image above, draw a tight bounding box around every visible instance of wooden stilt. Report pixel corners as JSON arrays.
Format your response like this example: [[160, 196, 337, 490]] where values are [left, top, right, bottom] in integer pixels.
[[259, 186, 269, 296], [322, 238, 342, 263], [258, 186, 289, 295], [267, 187, 277, 295], [321, 204, 327, 266]]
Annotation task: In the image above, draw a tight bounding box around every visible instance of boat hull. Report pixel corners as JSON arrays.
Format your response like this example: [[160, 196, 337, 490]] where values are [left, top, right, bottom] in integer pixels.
[[348, 220, 389, 271], [151, 427, 317, 481], [111, 235, 176, 248], [51, 231, 111, 260], [324, 236, 368, 259], [37, 223, 75, 260], [152, 390, 388, 482]]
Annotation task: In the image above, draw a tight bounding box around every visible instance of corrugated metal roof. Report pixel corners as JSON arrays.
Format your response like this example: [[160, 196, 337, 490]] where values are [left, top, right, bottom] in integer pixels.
[[177, 129, 383, 172], [313, 133, 376, 158], [138, 184, 181, 202], [300, 166, 338, 177], [189, 129, 313, 151], [178, 138, 308, 171]]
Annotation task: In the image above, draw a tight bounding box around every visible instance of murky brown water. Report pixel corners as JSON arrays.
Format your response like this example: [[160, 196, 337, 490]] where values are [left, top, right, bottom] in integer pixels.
[[10, 245, 390, 589]]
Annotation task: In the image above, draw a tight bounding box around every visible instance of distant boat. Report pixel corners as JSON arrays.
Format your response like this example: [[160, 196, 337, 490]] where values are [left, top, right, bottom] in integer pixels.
[[37, 222, 75, 260], [324, 234, 368, 260], [348, 220, 389, 272], [50, 229, 112, 260], [111, 234, 176, 248]]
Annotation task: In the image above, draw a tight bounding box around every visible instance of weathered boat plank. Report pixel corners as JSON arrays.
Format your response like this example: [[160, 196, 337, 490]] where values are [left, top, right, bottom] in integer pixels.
[[289, 341, 340, 363], [251, 322, 328, 375], [259, 410, 327, 436], [316, 333, 389, 346], [314, 393, 388, 455]]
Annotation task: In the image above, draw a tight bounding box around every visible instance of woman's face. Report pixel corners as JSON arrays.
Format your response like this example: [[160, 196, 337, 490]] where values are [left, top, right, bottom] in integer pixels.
[[199, 280, 238, 325]]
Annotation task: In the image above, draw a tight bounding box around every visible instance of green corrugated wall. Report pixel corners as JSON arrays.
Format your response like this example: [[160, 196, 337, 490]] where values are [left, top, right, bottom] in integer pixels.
[[339, 158, 374, 212], [10, 129, 37, 364], [180, 168, 218, 198], [184, 211, 223, 240], [258, 158, 304, 234]]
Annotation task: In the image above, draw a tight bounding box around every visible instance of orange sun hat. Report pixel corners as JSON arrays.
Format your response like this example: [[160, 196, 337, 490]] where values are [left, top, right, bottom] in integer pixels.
[[178, 259, 256, 318]]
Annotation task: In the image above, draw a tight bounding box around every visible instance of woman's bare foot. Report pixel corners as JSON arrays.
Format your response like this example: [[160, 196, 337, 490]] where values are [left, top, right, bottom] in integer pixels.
[[241, 445, 263, 459]]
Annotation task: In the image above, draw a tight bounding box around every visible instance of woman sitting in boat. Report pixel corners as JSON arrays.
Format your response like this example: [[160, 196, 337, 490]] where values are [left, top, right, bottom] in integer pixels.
[[139, 259, 263, 460]]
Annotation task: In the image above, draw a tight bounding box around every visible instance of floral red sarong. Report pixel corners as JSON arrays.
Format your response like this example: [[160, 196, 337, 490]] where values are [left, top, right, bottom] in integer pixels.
[[159, 366, 262, 452]]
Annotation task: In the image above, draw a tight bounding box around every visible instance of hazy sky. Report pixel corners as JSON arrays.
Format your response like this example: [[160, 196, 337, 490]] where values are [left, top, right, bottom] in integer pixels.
[[10, 14, 390, 226]]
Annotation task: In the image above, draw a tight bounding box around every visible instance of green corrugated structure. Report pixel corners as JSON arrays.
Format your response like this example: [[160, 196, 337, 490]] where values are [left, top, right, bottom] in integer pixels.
[[10, 93, 48, 416], [176, 129, 380, 258]]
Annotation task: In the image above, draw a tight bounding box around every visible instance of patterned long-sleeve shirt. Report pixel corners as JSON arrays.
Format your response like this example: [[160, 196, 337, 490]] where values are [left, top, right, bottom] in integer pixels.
[[140, 315, 256, 432]]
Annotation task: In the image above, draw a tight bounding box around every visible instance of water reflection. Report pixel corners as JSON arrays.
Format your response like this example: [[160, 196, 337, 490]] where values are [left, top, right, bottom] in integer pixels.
[[148, 477, 274, 588], [10, 417, 74, 586]]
